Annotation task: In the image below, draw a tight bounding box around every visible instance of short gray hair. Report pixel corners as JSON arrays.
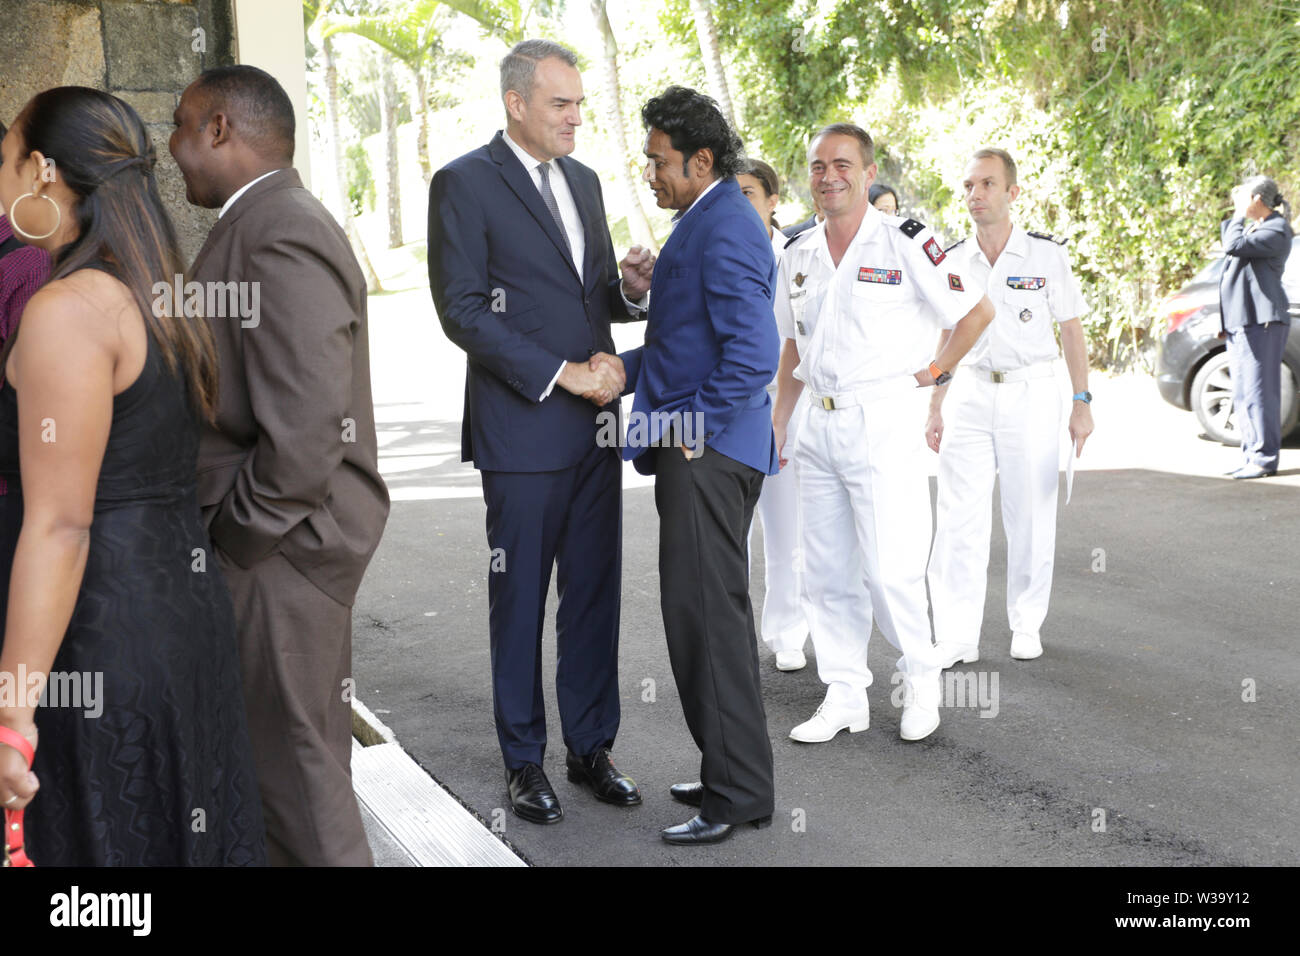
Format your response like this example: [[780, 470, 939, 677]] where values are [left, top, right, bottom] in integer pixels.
[[500, 39, 578, 104], [972, 147, 1017, 186], [809, 123, 874, 168]]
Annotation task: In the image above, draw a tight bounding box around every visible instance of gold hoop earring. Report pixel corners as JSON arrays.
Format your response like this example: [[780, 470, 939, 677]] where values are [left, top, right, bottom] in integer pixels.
[[8, 192, 61, 241]]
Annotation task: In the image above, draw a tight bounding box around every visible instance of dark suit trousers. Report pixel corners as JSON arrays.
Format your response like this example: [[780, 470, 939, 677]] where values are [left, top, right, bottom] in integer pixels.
[[1227, 322, 1288, 469], [654, 444, 775, 825], [216, 550, 373, 867], [481, 442, 622, 769]]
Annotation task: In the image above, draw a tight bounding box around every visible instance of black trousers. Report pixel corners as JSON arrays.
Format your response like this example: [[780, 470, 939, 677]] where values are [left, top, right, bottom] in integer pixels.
[[654, 444, 775, 825]]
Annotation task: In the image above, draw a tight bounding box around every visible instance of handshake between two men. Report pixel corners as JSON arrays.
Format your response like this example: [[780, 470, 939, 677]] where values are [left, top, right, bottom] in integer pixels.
[[555, 244, 655, 407]]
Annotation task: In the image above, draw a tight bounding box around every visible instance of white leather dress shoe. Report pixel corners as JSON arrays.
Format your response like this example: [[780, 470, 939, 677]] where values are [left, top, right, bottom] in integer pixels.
[[1010, 631, 1043, 660], [935, 642, 979, 668], [789, 697, 870, 743], [899, 672, 941, 741], [775, 650, 807, 672]]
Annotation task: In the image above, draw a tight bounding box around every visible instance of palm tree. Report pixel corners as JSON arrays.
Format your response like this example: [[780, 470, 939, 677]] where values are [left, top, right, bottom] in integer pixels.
[[689, 0, 736, 126], [589, 0, 658, 251], [305, 0, 384, 290], [379, 53, 403, 247], [319, 0, 461, 186], [432, 0, 533, 41]]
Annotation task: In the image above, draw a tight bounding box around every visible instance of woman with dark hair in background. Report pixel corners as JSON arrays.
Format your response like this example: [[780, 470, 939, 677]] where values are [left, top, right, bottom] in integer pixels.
[[0, 119, 50, 645], [869, 182, 899, 216], [738, 159, 785, 260], [0, 120, 51, 358], [0, 86, 265, 865], [737, 158, 811, 673], [1219, 175, 1293, 478]]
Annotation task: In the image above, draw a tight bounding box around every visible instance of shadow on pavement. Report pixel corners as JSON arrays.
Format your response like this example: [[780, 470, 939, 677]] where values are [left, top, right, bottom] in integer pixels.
[[351, 466, 1300, 867]]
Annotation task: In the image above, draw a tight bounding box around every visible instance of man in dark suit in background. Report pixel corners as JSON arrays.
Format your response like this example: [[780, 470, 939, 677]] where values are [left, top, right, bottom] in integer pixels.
[[1219, 175, 1293, 479], [781, 192, 821, 239], [619, 86, 779, 845], [171, 66, 390, 865], [428, 39, 653, 824]]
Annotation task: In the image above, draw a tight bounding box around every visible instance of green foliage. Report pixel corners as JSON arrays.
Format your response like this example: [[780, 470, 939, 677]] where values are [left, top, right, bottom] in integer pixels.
[[345, 140, 378, 215], [712, 0, 1300, 368]]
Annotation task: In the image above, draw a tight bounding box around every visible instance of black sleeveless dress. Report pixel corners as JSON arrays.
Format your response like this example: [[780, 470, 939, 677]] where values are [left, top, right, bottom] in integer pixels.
[[0, 311, 266, 866]]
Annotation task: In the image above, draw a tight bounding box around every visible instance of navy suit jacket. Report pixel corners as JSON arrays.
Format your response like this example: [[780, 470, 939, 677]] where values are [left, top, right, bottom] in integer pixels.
[[1219, 212, 1293, 333], [428, 131, 640, 471], [620, 177, 779, 477]]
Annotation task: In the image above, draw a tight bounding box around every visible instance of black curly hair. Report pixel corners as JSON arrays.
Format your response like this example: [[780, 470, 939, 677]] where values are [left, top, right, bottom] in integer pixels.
[[641, 85, 745, 179]]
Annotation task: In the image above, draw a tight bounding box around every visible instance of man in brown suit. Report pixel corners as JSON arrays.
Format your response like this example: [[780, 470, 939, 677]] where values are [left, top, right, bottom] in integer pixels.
[[170, 65, 390, 866]]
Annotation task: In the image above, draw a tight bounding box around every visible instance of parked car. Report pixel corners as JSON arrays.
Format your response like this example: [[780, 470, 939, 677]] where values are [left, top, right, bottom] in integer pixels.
[[1155, 237, 1300, 444]]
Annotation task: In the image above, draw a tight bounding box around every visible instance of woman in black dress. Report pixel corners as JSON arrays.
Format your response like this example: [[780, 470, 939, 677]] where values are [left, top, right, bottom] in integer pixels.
[[0, 87, 265, 865]]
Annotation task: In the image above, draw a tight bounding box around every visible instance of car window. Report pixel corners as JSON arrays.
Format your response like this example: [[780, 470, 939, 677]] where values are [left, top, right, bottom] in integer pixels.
[[1193, 255, 1223, 282], [1284, 237, 1300, 284]]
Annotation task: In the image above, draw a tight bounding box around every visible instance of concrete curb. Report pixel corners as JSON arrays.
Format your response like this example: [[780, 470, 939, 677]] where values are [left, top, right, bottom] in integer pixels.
[[350, 698, 529, 867]]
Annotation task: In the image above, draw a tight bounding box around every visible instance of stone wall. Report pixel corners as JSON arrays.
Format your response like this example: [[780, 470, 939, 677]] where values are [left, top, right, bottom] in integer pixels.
[[0, 0, 236, 263]]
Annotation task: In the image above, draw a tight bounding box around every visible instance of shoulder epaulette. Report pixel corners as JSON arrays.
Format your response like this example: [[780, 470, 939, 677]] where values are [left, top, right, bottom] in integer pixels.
[[1027, 230, 1067, 245], [784, 230, 810, 250], [943, 237, 967, 254], [899, 218, 926, 239]]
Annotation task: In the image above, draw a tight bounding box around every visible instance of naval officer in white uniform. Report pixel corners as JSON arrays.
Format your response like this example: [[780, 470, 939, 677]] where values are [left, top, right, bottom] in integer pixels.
[[772, 123, 994, 742], [738, 158, 811, 672], [926, 148, 1093, 666]]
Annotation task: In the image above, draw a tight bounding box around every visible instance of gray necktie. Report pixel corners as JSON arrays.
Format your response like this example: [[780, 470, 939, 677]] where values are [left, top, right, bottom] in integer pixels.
[[536, 161, 571, 255]]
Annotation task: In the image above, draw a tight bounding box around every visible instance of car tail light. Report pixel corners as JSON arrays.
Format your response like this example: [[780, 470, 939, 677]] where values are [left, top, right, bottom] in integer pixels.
[[1163, 297, 1202, 333]]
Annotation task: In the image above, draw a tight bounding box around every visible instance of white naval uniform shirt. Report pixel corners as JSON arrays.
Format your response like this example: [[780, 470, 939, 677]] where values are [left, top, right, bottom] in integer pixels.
[[774, 205, 984, 394], [765, 227, 787, 392], [951, 224, 1088, 371]]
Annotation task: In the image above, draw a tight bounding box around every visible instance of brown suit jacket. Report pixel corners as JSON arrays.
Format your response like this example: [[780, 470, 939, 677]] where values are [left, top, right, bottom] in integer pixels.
[[193, 168, 389, 607]]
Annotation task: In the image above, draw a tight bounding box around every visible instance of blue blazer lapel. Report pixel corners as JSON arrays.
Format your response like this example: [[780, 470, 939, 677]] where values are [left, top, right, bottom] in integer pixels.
[[488, 132, 580, 284]]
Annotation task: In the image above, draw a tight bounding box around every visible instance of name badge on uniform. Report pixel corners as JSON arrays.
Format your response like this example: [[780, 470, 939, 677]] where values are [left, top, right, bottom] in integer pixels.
[[857, 267, 902, 284], [1006, 276, 1047, 290]]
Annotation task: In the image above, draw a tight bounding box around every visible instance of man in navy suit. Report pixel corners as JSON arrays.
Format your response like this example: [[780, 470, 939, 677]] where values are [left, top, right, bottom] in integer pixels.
[[616, 86, 779, 845], [427, 39, 654, 824], [1219, 175, 1293, 478]]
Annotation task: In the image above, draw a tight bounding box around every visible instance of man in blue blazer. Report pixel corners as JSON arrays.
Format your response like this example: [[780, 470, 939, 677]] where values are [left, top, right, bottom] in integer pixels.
[[1219, 176, 1294, 478], [427, 40, 654, 824], [615, 86, 779, 845]]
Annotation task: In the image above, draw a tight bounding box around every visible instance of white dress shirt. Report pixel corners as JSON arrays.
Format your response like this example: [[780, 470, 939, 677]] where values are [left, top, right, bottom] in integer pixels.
[[502, 130, 586, 280], [951, 224, 1088, 370], [220, 170, 281, 218], [770, 226, 788, 263]]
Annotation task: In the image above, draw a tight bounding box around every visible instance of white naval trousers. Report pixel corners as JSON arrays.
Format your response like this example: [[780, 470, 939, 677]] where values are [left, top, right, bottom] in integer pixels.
[[928, 370, 1063, 647], [754, 397, 809, 653], [793, 378, 941, 692]]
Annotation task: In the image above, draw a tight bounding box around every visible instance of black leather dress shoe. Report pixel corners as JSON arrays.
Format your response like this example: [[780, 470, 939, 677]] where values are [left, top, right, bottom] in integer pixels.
[[565, 747, 642, 806], [507, 763, 563, 824], [661, 813, 773, 845], [669, 782, 704, 807]]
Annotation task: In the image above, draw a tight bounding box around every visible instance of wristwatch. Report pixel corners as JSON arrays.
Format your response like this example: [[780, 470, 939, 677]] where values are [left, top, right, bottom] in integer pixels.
[[1072, 391, 1092, 404], [928, 361, 952, 386]]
